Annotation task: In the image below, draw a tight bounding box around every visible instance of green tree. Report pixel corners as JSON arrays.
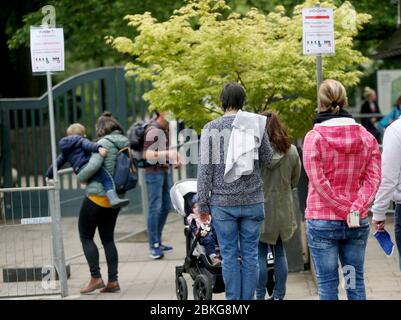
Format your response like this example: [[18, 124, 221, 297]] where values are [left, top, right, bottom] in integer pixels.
[[7, 0, 185, 67], [107, 0, 371, 137], [228, 0, 397, 55]]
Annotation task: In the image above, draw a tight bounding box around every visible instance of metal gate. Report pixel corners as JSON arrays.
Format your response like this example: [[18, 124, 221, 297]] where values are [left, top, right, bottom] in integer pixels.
[[0, 67, 151, 216], [0, 186, 68, 298]]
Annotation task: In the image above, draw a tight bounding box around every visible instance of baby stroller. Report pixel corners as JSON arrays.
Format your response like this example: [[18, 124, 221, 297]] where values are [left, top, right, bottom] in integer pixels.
[[171, 179, 224, 300], [171, 179, 275, 300]]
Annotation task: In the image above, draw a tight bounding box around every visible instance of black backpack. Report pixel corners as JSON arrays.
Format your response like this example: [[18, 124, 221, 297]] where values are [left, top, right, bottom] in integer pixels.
[[127, 122, 148, 151], [104, 137, 138, 194], [113, 146, 138, 194], [127, 121, 159, 168]]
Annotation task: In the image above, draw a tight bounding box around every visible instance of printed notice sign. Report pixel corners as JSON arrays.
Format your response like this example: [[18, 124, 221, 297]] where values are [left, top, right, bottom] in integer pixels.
[[302, 8, 335, 55], [21, 216, 52, 225], [30, 27, 65, 72]]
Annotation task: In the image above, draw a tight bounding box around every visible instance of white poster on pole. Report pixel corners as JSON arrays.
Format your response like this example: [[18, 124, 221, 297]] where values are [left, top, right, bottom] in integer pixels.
[[30, 27, 65, 73], [302, 7, 335, 55], [377, 70, 401, 115]]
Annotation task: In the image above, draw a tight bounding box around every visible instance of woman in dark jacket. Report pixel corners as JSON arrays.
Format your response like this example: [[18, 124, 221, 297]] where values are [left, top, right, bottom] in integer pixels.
[[360, 87, 382, 142]]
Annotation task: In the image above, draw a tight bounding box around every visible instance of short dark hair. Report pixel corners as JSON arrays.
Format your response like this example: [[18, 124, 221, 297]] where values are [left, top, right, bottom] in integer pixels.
[[96, 111, 125, 138], [220, 82, 246, 111]]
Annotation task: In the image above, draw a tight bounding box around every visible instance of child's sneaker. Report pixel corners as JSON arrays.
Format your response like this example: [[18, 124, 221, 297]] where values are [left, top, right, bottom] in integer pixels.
[[374, 229, 394, 256]]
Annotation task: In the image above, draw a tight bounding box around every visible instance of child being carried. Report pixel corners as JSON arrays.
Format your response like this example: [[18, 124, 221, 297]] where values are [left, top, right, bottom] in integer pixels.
[[187, 194, 221, 266], [46, 123, 129, 209]]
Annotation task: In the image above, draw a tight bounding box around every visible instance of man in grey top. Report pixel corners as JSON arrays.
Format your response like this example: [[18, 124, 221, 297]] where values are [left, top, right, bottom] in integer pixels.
[[197, 82, 273, 300]]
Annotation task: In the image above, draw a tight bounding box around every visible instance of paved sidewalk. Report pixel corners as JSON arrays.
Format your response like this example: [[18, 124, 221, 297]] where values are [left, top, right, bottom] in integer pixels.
[[58, 213, 401, 300]]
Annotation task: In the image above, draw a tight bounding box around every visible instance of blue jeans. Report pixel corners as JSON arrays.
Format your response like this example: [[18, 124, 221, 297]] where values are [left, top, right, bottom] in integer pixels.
[[211, 203, 264, 300], [145, 171, 172, 249], [78, 166, 114, 191], [395, 204, 401, 271], [92, 167, 114, 191], [306, 218, 370, 300], [256, 237, 288, 300], [192, 223, 218, 257]]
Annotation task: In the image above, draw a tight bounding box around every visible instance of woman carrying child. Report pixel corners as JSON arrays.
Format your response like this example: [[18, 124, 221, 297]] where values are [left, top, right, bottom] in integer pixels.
[[75, 112, 130, 294]]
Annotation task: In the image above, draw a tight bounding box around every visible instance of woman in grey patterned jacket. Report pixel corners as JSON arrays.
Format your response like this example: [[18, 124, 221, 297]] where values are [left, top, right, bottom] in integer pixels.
[[197, 83, 273, 300]]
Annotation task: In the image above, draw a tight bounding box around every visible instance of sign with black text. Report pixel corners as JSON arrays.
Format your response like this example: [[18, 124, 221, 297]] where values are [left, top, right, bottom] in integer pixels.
[[30, 27, 64, 73], [302, 7, 335, 55]]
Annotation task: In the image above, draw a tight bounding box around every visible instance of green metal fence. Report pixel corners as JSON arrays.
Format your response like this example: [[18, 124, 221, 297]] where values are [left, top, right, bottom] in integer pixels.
[[0, 67, 151, 217]]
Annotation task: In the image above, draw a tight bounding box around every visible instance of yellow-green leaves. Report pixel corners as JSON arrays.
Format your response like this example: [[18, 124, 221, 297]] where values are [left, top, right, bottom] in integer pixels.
[[108, 0, 371, 136]]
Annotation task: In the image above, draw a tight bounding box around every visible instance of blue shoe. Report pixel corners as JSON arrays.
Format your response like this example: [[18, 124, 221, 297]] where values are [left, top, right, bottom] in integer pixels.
[[374, 230, 394, 256], [149, 246, 164, 260], [160, 244, 173, 252]]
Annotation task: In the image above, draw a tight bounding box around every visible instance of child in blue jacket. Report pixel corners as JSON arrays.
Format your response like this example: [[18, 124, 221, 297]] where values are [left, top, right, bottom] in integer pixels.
[[46, 123, 129, 209]]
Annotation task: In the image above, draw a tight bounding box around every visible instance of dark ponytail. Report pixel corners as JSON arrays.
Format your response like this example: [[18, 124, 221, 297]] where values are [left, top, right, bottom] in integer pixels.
[[261, 111, 291, 154]]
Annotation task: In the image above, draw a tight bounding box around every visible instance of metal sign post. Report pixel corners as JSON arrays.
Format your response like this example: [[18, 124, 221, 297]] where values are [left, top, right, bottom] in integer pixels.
[[46, 71, 69, 298], [30, 25, 68, 297], [316, 54, 323, 111], [302, 3, 335, 112], [315, 4, 323, 112]]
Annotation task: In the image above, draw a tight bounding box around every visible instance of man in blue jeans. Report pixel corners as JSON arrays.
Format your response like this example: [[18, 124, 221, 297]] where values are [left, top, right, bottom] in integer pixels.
[[143, 111, 181, 259], [372, 118, 401, 271]]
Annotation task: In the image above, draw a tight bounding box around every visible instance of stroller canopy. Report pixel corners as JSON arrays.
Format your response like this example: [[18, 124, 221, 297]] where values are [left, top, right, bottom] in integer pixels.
[[170, 179, 197, 217]]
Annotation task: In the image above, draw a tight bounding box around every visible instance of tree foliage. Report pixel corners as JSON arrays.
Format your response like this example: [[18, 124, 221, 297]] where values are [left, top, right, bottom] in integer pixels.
[[107, 0, 371, 137], [6, 0, 395, 68], [7, 0, 184, 66]]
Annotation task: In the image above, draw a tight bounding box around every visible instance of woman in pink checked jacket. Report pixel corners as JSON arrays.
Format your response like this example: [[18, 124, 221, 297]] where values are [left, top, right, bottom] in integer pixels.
[[303, 79, 381, 300]]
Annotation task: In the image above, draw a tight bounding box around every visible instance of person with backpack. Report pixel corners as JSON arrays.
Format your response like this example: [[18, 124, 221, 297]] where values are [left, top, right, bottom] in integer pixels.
[[134, 111, 181, 260], [74, 112, 129, 294]]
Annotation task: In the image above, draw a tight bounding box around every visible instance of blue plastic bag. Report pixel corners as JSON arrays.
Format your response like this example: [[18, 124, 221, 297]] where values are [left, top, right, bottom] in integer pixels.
[[374, 230, 394, 256]]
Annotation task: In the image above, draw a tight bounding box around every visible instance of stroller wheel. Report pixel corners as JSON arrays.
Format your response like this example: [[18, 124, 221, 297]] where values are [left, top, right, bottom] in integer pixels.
[[193, 274, 212, 300], [176, 276, 188, 300]]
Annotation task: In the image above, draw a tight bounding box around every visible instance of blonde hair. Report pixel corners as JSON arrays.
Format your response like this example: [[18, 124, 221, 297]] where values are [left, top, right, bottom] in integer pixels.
[[319, 79, 348, 114], [66, 123, 86, 136], [364, 86, 376, 99]]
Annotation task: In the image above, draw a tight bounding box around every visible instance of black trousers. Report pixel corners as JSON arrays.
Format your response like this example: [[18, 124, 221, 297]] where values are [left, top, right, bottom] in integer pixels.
[[78, 197, 120, 282]]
